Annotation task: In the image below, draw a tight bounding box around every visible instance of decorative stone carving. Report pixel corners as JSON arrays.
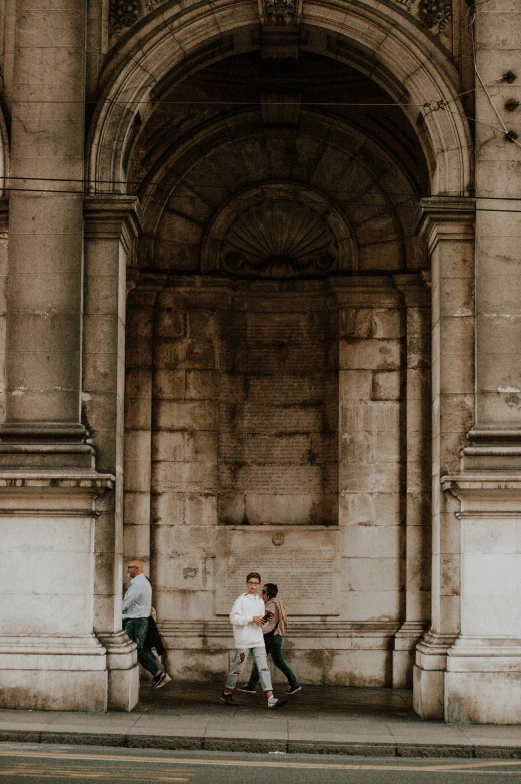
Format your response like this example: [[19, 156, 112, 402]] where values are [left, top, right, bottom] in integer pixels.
[[109, 0, 141, 37], [390, 0, 452, 39], [417, 0, 452, 35], [222, 200, 335, 278], [201, 184, 356, 278], [261, 0, 300, 25], [108, 0, 166, 38], [258, 0, 303, 56]]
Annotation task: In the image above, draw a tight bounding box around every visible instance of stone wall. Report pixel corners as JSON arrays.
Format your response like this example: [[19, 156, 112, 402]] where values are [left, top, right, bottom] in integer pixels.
[[218, 290, 338, 527]]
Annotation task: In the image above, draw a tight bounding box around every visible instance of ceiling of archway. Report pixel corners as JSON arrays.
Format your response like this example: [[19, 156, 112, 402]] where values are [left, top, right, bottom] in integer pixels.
[[128, 52, 429, 276]]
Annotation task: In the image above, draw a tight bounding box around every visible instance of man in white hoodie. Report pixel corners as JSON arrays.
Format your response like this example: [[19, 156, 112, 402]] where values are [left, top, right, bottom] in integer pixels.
[[221, 572, 286, 709]]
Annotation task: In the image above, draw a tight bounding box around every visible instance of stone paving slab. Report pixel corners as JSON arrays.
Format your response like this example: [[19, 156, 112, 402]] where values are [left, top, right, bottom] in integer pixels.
[[2, 682, 521, 758]]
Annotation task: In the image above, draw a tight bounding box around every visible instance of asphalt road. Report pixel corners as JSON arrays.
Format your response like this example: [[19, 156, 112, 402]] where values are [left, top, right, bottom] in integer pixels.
[[1, 745, 521, 783]]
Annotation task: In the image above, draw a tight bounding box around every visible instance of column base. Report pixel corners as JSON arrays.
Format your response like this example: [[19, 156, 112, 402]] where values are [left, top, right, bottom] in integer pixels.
[[413, 632, 456, 719], [0, 635, 108, 712], [98, 631, 140, 712], [0, 634, 138, 712], [393, 622, 428, 688], [0, 470, 139, 712], [446, 638, 521, 724], [0, 423, 95, 469]]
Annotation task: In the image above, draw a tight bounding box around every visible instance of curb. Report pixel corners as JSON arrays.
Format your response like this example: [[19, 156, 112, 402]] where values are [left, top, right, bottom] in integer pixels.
[[2, 729, 521, 759]]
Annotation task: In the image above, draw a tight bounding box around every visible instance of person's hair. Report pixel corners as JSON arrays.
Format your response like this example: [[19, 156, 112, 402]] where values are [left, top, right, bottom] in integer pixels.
[[246, 572, 261, 583], [264, 583, 278, 600]]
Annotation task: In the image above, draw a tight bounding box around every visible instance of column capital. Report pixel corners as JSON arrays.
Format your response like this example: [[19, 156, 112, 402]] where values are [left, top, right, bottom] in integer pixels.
[[442, 472, 521, 509], [84, 195, 142, 252], [393, 272, 431, 307], [417, 196, 475, 251]]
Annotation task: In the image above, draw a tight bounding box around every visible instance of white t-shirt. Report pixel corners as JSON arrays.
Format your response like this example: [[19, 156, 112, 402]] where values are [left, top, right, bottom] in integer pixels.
[[229, 592, 266, 648]]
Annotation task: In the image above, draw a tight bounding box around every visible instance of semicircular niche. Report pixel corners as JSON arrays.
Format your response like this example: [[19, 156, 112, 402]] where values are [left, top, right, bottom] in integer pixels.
[[201, 185, 356, 278]]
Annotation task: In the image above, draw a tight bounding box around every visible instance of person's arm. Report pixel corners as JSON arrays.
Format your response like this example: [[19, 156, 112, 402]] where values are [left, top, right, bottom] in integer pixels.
[[262, 601, 279, 634], [229, 596, 253, 627], [122, 582, 138, 615], [230, 596, 263, 626]]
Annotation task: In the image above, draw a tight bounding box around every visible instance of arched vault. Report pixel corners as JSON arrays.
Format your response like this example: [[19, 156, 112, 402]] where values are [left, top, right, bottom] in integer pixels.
[[88, 0, 473, 198]]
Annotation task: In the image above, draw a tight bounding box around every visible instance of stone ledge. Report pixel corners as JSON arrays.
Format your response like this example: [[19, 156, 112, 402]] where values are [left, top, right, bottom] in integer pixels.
[[159, 621, 400, 639]]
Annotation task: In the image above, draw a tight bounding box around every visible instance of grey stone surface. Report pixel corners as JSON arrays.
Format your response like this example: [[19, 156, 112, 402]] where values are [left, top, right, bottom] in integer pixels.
[[0, 0, 520, 727], [2, 684, 521, 756]]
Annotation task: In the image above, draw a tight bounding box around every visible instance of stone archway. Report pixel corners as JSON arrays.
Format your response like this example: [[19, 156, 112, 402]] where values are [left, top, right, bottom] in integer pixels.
[[87, 1, 472, 690], [88, 0, 472, 197]]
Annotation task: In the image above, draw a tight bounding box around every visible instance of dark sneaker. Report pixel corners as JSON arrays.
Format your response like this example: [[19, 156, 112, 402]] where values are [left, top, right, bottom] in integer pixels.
[[286, 684, 301, 694], [237, 686, 257, 694], [221, 692, 237, 706], [151, 672, 171, 689], [268, 698, 287, 709], [154, 673, 171, 689]]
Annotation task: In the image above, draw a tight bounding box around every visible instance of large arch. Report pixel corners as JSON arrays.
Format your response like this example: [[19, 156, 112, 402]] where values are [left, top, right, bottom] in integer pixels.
[[87, 0, 472, 196], [87, 0, 473, 692]]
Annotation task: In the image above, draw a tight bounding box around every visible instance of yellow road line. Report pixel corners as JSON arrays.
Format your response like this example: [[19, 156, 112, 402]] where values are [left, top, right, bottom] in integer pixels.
[[1, 749, 521, 772], [0, 774, 188, 783]]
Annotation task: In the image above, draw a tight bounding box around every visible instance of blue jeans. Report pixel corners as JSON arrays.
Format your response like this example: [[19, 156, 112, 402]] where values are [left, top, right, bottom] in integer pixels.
[[124, 617, 164, 677], [225, 646, 273, 692], [247, 634, 298, 688]]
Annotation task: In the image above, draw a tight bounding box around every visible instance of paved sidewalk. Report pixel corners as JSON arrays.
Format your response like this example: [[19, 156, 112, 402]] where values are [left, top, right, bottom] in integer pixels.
[[2, 682, 521, 758]]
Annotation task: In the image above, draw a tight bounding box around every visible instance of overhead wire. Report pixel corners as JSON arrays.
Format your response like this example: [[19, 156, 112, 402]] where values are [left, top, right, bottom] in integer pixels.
[[467, 2, 521, 148], [1, 9, 520, 198], [2, 83, 493, 108]]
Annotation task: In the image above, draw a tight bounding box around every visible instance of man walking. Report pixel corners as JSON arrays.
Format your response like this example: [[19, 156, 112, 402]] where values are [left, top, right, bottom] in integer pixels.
[[221, 572, 286, 709], [123, 559, 171, 689]]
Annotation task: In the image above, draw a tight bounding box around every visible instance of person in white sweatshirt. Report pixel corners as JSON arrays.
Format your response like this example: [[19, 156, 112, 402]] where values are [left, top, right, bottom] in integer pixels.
[[221, 572, 286, 709]]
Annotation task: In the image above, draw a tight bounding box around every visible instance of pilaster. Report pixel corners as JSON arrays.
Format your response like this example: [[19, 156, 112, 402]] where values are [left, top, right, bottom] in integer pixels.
[[123, 281, 158, 574], [413, 197, 475, 719], [83, 195, 142, 710], [392, 274, 431, 688], [0, 198, 7, 426]]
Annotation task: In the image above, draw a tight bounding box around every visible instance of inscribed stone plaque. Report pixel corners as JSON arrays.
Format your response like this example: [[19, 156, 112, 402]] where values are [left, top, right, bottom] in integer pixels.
[[215, 526, 340, 615]]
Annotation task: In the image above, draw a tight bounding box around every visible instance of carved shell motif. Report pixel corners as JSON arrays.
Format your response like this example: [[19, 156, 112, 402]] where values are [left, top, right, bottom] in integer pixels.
[[222, 200, 336, 278]]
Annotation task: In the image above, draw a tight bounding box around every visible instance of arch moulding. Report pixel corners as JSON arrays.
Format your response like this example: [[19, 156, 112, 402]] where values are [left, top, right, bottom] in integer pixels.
[[88, 0, 473, 197]]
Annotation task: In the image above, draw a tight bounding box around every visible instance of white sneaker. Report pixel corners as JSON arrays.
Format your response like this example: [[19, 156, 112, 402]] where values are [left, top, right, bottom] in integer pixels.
[[268, 698, 286, 709]]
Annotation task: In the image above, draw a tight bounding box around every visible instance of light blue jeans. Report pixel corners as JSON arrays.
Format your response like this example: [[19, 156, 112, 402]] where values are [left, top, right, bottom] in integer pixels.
[[225, 646, 273, 692]]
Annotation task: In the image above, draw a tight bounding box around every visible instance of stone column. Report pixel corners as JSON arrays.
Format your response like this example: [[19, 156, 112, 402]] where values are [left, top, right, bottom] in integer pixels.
[[392, 274, 431, 688], [433, 0, 521, 724], [3, 0, 86, 442], [413, 198, 475, 720], [83, 196, 142, 711]]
